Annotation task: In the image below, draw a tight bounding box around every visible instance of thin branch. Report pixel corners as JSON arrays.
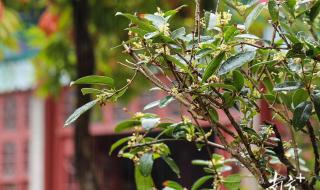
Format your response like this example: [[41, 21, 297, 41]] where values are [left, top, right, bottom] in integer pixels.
[[306, 121, 320, 186]]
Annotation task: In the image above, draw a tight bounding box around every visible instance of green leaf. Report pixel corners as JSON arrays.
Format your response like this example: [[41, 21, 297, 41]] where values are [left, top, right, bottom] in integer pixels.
[[292, 89, 309, 107], [235, 34, 260, 40], [203, 83, 237, 91], [115, 120, 141, 133], [144, 31, 160, 39], [268, 0, 279, 22], [163, 180, 183, 190], [171, 27, 186, 39], [165, 55, 188, 71], [243, 127, 261, 140], [81, 88, 102, 95], [135, 166, 154, 190], [141, 118, 160, 130], [312, 92, 320, 121], [195, 48, 214, 60], [115, 12, 156, 32], [285, 0, 296, 16], [202, 52, 225, 82], [191, 175, 213, 190], [64, 99, 99, 126], [232, 70, 244, 91], [143, 14, 167, 30], [218, 51, 256, 75], [224, 26, 238, 42], [308, 1, 320, 22], [143, 100, 160, 110], [139, 153, 154, 177], [208, 108, 219, 122], [191, 159, 211, 166], [70, 75, 114, 86], [162, 156, 180, 177], [223, 174, 241, 190], [292, 101, 312, 131], [109, 137, 131, 155], [159, 96, 175, 108], [245, 3, 265, 30], [274, 81, 302, 91], [250, 60, 277, 69]]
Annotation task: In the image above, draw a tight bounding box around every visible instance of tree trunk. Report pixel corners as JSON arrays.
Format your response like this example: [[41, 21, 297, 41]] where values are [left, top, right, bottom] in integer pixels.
[[72, 0, 100, 189]]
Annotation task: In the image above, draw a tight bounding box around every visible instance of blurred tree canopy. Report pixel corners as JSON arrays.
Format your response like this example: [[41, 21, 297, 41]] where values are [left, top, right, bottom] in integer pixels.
[[2, 0, 203, 99]]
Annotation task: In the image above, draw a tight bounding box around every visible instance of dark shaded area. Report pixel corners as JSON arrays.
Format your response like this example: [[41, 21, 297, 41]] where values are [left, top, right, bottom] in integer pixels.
[[94, 133, 212, 190]]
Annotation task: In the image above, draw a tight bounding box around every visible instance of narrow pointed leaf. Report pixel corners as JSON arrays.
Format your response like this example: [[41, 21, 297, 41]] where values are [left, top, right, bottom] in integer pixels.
[[139, 153, 154, 177], [232, 70, 244, 91], [223, 174, 241, 190], [274, 81, 301, 91], [191, 175, 213, 190], [308, 1, 320, 22], [268, 0, 279, 22], [165, 55, 188, 71], [144, 100, 160, 110], [109, 137, 131, 155], [292, 89, 309, 107], [159, 96, 175, 108], [218, 51, 256, 75], [135, 166, 154, 190], [115, 120, 141, 133], [64, 99, 99, 126], [292, 101, 312, 131], [162, 156, 180, 177], [163, 181, 183, 190], [71, 75, 114, 86], [245, 3, 265, 30], [143, 14, 167, 30], [171, 27, 186, 39], [202, 52, 225, 82], [115, 12, 156, 32], [81, 88, 102, 95]]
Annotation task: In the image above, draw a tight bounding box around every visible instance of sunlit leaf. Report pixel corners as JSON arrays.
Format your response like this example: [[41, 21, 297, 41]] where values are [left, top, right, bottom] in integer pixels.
[[268, 0, 279, 22], [139, 153, 154, 177], [71, 75, 114, 86], [223, 174, 241, 190], [202, 52, 225, 82], [64, 99, 99, 126], [245, 3, 265, 30], [232, 70, 244, 91], [159, 96, 175, 108], [141, 117, 160, 130], [115, 120, 141, 133], [81, 88, 102, 95], [274, 81, 302, 91], [171, 27, 185, 39], [218, 51, 256, 75], [115, 12, 156, 31]]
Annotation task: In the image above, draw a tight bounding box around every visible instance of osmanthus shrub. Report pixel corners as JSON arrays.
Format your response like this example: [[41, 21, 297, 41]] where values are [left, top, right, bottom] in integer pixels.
[[65, 0, 320, 189]]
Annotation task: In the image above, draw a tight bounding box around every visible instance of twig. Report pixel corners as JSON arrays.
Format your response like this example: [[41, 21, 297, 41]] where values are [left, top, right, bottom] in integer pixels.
[[306, 121, 320, 186]]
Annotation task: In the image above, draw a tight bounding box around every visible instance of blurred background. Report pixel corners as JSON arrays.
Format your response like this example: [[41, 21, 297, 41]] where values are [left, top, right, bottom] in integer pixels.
[[1, 0, 312, 190]]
